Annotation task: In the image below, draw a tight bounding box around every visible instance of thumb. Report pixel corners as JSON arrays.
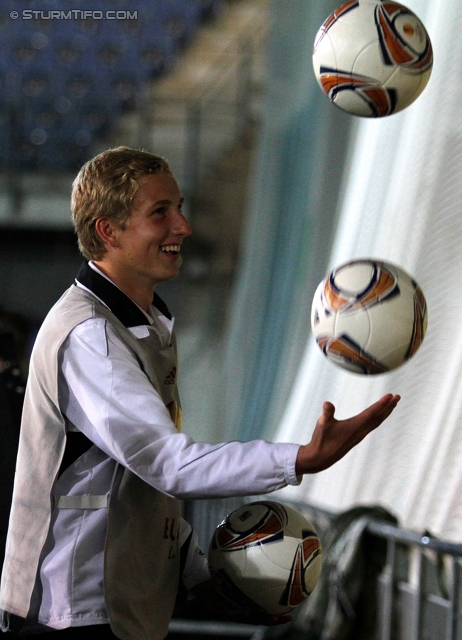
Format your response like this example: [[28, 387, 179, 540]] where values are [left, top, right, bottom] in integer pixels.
[[322, 401, 336, 419]]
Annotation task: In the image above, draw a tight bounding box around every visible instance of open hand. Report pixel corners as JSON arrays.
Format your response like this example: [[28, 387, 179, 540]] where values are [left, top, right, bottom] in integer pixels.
[[295, 393, 400, 474]]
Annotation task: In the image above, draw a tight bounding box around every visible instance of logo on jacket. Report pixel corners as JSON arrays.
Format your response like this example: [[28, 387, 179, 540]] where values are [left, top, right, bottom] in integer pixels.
[[164, 366, 177, 385]]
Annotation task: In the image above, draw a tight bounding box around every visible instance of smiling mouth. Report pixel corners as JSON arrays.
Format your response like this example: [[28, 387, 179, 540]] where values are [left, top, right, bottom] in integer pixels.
[[161, 244, 180, 255]]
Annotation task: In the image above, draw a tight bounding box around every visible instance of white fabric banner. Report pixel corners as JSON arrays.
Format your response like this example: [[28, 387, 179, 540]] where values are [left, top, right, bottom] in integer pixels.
[[275, 0, 462, 541]]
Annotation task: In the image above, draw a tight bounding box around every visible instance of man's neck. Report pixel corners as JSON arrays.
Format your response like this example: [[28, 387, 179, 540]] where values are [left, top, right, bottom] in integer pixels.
[[92, 260, 155, 313]]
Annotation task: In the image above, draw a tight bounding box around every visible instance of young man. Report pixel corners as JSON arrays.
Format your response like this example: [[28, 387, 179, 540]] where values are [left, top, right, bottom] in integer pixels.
[[0, 147, 400, 640]]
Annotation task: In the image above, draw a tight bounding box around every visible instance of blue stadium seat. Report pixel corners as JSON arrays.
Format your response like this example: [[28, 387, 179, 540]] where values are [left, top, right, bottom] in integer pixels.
[[80, 107, 112, 139], [199, 0, 225, 20], [151, 0, 203, 51]]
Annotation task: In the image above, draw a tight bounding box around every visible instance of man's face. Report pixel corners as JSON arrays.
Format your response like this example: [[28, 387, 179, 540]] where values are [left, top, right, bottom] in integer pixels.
[[110, 171, 192, 288]]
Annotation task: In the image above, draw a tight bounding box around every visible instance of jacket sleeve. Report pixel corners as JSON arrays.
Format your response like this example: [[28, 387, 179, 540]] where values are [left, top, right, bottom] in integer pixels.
[[58, 318, 301, 499]]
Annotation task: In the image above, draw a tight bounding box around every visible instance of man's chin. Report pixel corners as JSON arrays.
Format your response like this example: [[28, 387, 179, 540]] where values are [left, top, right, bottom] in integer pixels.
[[161, 256, 183, 281]]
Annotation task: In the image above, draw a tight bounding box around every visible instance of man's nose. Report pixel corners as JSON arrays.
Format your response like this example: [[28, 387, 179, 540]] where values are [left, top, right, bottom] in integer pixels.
[[175, 210, 192, 237]]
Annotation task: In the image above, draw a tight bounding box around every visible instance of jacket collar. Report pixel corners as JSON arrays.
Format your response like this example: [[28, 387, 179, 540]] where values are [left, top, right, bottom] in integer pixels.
[[75, 261, 172, 327]]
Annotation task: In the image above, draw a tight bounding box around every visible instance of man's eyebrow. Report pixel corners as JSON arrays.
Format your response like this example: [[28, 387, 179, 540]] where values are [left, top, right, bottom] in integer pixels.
[[152, 197, 184, 206]]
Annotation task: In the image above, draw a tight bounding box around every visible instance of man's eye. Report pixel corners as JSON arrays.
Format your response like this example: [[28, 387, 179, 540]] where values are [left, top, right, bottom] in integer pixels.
[[153, 207, 167, 216]]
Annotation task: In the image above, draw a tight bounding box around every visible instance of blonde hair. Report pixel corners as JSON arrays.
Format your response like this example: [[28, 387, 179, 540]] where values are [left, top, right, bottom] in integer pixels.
[[71, 146, 172, 260]]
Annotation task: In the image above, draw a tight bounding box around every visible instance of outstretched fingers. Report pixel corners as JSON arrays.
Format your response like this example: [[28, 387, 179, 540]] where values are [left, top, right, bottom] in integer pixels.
[[296, 393, 401, 475], [355, 393, 401, 429], [320, 394, 400, 432]]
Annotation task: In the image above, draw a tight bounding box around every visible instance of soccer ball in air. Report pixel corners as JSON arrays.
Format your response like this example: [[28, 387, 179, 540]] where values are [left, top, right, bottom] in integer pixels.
[[311, 259, 428, 374], [312, 0, 433, 117], [208, 501, 322, 616]]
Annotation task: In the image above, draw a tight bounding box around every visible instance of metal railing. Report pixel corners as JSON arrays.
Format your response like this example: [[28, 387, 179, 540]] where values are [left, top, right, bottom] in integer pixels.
[[368, 520, 462, 640]]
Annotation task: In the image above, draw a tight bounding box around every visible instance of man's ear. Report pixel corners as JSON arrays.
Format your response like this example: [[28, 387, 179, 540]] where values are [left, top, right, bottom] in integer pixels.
[[95, 217, 120, 250]]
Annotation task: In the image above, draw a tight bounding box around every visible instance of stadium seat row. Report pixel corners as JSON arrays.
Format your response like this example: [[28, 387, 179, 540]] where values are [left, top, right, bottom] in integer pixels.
[[0, 0, 224, 170]]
